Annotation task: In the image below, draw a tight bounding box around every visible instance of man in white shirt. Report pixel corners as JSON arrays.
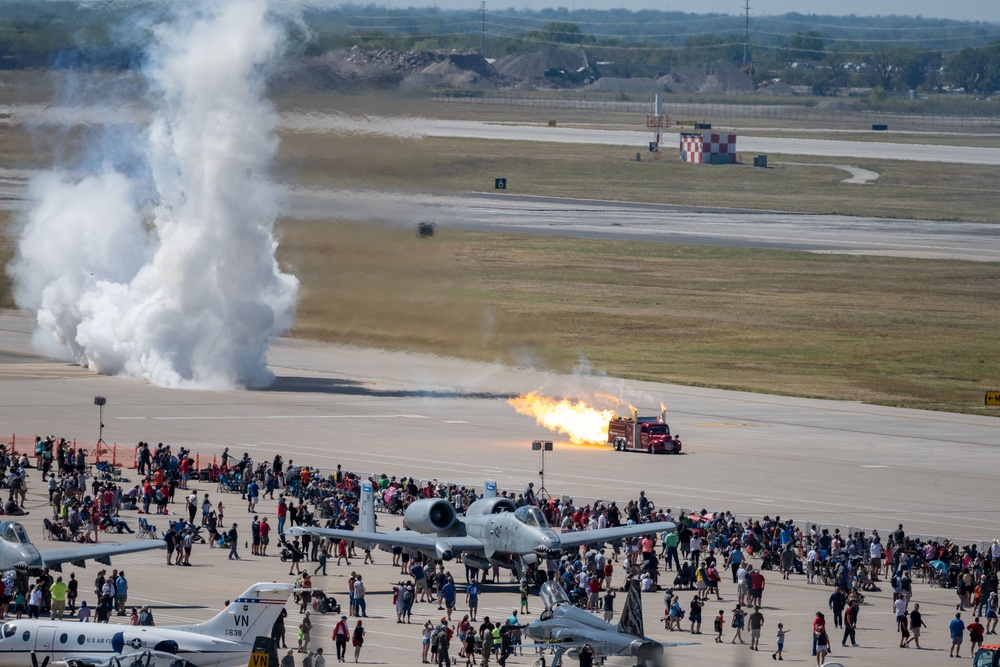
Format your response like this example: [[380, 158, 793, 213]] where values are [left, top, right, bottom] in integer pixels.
[[870, 539, 884, 576], [806, 548, 818, 585]]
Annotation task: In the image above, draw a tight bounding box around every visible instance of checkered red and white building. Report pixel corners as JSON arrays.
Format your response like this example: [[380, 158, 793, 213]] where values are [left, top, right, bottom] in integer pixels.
[[679, 132, 737, 164]]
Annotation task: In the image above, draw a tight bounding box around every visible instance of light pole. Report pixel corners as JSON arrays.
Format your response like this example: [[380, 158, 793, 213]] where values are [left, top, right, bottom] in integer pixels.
[[531, 440, 553, 499], [94, 396, 107, 446]]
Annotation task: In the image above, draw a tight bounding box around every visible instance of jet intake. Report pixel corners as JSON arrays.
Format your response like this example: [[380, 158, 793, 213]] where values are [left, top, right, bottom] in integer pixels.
[[404, 498, 460, 534]]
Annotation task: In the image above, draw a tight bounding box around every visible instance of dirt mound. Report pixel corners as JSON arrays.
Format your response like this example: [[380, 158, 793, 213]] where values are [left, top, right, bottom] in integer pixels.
[[493, 49, 594, 85], [658, 60, 755, 94], [585, 77, 664, 93], [759, 81, 796, 96], [278, 47, 502, 91], [402, 58, 498, 90], [815, 98, 854, 110]]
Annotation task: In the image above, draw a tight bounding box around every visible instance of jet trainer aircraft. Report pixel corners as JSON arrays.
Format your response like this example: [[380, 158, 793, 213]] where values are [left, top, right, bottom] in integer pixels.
[[0, 581, 292, 667], [0, 521, 166, 574], [523, 580, 694, 667], [289, 481, 675, 581]]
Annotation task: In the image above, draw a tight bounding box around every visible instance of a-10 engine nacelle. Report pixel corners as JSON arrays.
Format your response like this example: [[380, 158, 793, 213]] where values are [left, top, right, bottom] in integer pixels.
[[404, 498, 460, 534], [465, 496, 517, 517]]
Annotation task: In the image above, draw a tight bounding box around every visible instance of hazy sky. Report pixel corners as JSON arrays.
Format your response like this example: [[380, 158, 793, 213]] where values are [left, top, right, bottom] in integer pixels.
[[411, 1, 1000, 23]]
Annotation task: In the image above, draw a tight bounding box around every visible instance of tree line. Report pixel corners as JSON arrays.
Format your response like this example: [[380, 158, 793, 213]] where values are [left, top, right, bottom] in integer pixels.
[[2, 3, 1000, 94]]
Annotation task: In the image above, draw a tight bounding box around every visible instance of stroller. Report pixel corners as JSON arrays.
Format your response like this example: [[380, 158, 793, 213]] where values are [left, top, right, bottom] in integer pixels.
[[312, 590, 341, 614]]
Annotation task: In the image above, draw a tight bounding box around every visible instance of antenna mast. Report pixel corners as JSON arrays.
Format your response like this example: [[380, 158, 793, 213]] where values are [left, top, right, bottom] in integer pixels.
[[743, 0, 750, 66], [480, 1, 486, 56]]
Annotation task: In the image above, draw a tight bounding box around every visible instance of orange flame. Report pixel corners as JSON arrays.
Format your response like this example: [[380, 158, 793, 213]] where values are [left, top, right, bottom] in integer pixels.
[[508, 391, 615, 445]]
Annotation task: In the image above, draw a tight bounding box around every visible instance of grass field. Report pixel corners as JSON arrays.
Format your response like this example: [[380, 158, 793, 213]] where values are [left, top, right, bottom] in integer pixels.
[[277, 132, 1000, 222], [279, 220, 1000, 416]]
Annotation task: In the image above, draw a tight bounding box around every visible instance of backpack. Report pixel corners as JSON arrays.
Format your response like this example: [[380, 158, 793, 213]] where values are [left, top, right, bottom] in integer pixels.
[[403, 588, 413, 604]]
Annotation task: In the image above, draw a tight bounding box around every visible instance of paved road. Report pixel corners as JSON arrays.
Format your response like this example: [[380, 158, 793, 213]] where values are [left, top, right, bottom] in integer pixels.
[[286, 188, 1000, 262], [4, 168, 996, 260], [0, 310, 995, 543], [6, 104, 1000, 164], [282, 112, 1000, 165]]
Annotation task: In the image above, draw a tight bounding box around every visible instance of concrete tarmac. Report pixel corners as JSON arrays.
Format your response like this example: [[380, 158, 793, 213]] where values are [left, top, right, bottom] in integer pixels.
[[0, 309, 994, 667]]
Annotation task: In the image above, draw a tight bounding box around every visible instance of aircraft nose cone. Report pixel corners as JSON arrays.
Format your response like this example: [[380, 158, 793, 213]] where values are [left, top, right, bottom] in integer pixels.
[[534, 534, 562, 558]]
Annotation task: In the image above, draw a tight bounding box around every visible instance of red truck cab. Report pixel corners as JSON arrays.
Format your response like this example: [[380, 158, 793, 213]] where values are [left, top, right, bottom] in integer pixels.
[[607, 414, 682, 454]]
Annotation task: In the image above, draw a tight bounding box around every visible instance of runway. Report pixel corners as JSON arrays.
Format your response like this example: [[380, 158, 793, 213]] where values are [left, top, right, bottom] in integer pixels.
[[282, 113, 1000, 166], [1, 310, 996, 544], [286, 188, 1000, 262], [4, 159, 996, 261]]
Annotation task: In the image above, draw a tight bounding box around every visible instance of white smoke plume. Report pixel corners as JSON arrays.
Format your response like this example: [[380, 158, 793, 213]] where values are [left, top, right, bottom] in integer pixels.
[[9, 0, 299, 389]]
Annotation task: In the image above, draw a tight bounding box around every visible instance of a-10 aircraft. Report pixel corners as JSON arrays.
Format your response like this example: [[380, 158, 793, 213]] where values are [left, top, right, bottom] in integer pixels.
[[524, 579, 695, 667], [289, 481, 675, 582], [0, 520, 166, 574], [0, 582, 292, 667]]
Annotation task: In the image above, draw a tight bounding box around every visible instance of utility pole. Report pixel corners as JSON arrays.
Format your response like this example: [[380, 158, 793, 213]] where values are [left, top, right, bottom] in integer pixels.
[[480, 0, 486, 57], [743, 0, 750, 67]]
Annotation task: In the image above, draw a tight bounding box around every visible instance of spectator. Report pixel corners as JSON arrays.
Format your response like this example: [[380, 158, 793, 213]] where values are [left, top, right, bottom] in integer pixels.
[[950, 612, 965, 658]]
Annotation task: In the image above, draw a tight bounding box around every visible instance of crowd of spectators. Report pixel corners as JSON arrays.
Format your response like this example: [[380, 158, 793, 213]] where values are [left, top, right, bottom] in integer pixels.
[[5, 437, 1000, 665]]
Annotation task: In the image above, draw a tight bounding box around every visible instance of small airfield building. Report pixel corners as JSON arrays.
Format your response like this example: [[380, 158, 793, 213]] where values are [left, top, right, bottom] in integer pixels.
[[679, 132, 737, 164]]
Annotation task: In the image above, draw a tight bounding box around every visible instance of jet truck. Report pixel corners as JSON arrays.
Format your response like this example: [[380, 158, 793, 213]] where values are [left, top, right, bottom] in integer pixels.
[[606, 408, 681, 454]]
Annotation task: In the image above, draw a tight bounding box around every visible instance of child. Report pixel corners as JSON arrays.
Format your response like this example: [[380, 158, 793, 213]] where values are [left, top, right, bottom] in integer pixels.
[[714, 610, 725, 643], [13, 590, 25, 620], [772, 622, 787, 660]]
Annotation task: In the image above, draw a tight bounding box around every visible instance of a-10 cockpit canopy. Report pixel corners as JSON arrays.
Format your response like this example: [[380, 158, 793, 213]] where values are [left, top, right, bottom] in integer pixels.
[[0, 522, 30, 545], [513, 505, 548, 528]]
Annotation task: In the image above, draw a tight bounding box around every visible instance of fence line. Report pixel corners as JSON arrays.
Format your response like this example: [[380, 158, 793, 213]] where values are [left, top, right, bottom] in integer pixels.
[[433, 92, 1000, 128]]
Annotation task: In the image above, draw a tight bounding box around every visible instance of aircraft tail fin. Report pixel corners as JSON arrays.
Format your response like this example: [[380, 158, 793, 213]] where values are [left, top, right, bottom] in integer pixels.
[[483, 480, 497, 498], [617, 578, 644, 637], [250, 635, 279, 667], [187, 583, 293, 641]]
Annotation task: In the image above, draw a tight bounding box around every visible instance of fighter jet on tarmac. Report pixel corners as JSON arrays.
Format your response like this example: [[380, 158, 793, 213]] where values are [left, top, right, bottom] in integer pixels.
[[0, 520, 166, 574], [289, 481, 674, 581], [523, 579, 694, 667]]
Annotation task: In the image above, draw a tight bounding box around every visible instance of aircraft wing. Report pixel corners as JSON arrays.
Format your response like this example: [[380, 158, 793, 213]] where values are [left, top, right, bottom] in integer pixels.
[[40, 539, 167, 570], [556, 521, 676, 550], [289, 527, 485, 560]]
